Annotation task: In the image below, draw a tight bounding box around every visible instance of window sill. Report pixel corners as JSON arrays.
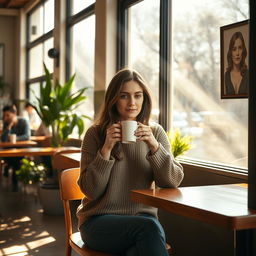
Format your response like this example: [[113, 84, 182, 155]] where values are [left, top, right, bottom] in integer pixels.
[[178, 157, 248, 181]]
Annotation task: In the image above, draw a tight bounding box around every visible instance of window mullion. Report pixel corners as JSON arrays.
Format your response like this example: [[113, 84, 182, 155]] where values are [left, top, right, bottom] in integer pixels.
[[159, 0, 171, 130]]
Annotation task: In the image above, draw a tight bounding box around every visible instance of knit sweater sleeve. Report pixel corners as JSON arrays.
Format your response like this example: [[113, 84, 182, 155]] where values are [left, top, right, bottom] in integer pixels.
[[146, 124, 184, 188], [78, 126, 115, 200]]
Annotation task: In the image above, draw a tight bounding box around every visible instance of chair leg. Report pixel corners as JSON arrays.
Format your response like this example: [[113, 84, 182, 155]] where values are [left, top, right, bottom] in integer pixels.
[[66, 240, 71, 256]]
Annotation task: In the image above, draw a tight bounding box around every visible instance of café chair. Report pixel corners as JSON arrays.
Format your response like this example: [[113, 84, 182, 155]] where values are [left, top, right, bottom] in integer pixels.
[[59, 168, 172, 256], [59, 167, 116, 256]]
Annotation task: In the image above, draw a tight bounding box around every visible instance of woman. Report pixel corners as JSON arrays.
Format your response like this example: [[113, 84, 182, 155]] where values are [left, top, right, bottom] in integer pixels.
[[225, 31, 248, 95], [77, 68, 184, 255]]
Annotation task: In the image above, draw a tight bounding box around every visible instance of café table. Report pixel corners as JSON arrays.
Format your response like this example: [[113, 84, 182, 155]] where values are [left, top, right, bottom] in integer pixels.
[[30, 136, 48, 142], [59, 152, 80, 166], [0, 140, 37, 148], [52, 152, 80, 170], [0, 146, 81, 157], [131, 184, 256, 256]]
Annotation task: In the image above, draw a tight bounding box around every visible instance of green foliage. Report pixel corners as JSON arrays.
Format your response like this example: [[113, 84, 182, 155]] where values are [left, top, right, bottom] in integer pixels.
[[33, 63, 91, 146], [167, 129, 192, 158], [16, 158, 47, 185]]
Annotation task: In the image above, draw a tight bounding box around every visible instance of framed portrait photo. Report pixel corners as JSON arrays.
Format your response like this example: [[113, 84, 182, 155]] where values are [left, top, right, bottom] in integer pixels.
[[220, 20, 249, 99]]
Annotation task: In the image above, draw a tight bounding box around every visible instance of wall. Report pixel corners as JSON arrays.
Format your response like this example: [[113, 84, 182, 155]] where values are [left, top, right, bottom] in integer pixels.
[[94, 0, 117, 117], [0, 12, 18, 113]]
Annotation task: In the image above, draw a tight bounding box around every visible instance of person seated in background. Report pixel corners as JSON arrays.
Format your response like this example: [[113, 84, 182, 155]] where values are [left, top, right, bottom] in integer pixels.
[[24, 102, 41, 135], [1, 105, 30, 142], [1, 105, 31, 191]]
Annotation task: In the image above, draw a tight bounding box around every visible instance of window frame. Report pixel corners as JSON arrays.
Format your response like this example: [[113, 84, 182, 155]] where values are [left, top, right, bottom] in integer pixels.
[[66, 0, 95, 81], [26, 0, 54, 99]]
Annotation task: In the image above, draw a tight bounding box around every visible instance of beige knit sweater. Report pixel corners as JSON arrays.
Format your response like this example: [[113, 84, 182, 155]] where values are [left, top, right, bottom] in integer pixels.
[[77, 123, 184, 228]]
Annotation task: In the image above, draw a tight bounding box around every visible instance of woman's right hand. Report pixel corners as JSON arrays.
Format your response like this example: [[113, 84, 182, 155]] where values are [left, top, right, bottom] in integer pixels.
[[100, 122, 122, 160]]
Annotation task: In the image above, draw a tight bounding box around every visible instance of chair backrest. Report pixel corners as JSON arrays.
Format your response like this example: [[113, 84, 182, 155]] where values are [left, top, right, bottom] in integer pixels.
[[59, 167, 84, 201], [59, 167, 84, 243]]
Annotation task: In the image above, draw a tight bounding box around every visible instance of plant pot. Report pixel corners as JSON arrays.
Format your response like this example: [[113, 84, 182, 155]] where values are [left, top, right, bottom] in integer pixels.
[[22, 183, 38, 196], [38, 183, 63, 215]]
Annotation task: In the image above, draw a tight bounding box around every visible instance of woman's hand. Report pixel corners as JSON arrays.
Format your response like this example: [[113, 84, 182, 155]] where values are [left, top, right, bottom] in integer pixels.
[[100, 123, 122, 160], [135, 122, 159, 154]]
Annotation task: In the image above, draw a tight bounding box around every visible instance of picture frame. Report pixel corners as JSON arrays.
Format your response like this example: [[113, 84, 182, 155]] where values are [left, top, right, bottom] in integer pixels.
[[0, 44, 4, 78], [220, 20, 249, 99]]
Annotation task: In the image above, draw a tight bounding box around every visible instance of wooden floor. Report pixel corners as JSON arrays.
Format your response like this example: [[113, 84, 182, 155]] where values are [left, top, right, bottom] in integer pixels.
[[0, 174, 79, 256]]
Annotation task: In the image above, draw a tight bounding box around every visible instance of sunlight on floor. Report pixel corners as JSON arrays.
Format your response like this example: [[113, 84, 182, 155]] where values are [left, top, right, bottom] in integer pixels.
[[1, 236, 56, 256], [13, 217, 31, 223], [27, 236, 56, 249], [1, 216, 56, 256]]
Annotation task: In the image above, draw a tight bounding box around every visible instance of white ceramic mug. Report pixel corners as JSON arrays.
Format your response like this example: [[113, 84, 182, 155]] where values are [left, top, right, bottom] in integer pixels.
[[121, 120, 137, 143], [9, 134, 17, 143]]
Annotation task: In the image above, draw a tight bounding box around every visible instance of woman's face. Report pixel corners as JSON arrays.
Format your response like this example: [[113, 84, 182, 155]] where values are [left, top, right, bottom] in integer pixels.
[[232, 38, 243, 66], [116, 80, 144, 121]]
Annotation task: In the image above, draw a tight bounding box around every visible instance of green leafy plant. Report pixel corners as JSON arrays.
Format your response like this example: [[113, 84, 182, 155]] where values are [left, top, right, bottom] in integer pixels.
[[33, 63, 91, 147], [16, 158, 47, 185], [167, 129, 192, 158]]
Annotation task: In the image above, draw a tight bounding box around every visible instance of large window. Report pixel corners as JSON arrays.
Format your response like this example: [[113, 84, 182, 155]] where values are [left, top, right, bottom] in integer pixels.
[[128, 0, 160, 122], [172, 0, 249, 168], [118, 0, 249, 170], [26, 0, 54, 100], [118, 0, 162, 123], [70, 0, 95, 15], [67, 1, 95, 129]]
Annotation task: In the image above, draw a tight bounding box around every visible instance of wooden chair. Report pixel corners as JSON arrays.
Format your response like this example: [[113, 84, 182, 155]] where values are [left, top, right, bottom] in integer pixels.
[[59, 167, 115, 256], [59, 168, 172, 256]]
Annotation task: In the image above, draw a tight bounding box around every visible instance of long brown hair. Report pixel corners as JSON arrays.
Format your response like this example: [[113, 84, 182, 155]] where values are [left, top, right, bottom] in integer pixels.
[[226, 31, 248, 76], [95, 68, 152, 140]]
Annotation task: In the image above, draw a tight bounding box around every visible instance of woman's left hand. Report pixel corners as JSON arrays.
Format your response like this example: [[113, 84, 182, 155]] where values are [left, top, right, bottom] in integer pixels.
[[135, 122, 159, 154]]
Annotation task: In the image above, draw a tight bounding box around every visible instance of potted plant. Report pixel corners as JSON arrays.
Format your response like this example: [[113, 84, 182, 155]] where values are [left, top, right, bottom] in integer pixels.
[[30, 64, 90, 214], [15, 158, 47, 196], [31, 63, 91, 178], [166, 129, 193, 159], [33, 63, 91, 147]]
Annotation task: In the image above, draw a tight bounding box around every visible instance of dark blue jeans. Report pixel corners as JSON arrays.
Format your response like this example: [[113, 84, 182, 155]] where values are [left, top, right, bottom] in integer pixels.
[[80, 214, 169, 256]]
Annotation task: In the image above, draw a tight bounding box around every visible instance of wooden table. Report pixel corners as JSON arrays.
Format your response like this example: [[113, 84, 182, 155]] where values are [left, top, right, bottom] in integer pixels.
[[0, 140, 37, 148], [0, 146, 81, 157], [60, 152, 80, 165], [53, 152, 80, 170], [30, 136, 48, 142], [131, 184, 256, 256]]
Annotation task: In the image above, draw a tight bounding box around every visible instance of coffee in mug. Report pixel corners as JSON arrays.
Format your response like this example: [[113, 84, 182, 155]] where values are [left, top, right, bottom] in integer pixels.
[[121, 120, 137, 143], [9, 134, 17, 143]]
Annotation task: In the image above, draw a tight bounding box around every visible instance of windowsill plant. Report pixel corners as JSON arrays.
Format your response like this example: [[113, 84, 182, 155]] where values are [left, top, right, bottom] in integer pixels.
[[167, 129, 193, 159]]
